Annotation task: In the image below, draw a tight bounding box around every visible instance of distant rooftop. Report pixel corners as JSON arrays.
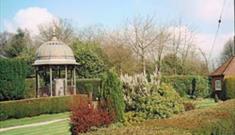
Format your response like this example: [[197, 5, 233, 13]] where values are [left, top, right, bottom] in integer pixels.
[[209, 56, 235, 77]]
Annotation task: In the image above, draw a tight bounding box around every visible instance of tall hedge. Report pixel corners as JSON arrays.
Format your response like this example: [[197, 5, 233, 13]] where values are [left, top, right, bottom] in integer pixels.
[[0, 95, 87, 121], [224, 76, 235, 99], [162, 75, 210, 97], [0, 58, 27, 101]]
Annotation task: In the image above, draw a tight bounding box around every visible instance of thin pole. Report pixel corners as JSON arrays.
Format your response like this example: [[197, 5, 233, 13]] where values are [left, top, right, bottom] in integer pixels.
[[50, 67, 53, 97], [233, 0, 235, 56], [65, 65, 68, 95], [73, 67, 76, 95], [36, 69, 39, 98]]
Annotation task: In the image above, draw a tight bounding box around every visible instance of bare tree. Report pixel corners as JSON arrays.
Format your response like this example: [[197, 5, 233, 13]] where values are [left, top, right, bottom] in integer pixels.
[[170, 22, 196, 74], [151, 27, 171, 87], [220, 38, 234, 64], [77, 25, 105, 44], [103, 31, 139, 75], [198, 48, 209, 73], [37, 19, 75, 45], [123, 16, 159, 75]]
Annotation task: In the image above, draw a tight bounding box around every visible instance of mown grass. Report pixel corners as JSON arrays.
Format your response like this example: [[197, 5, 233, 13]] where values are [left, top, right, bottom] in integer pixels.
[[0, 119, 70, 135], [193, 98, 217, 109], [0, 112, 69, 128]]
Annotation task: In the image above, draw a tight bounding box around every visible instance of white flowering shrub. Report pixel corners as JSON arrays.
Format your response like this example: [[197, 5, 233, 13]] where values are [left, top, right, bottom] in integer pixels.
[[121, 73, 184, 120]]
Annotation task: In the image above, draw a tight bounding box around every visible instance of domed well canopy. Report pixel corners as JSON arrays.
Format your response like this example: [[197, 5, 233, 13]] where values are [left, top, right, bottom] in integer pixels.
[[33, 37, 77, 66]]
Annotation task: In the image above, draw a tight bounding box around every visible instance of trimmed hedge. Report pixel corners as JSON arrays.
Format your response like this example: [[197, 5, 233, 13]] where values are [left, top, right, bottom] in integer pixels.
[[0, 95, 87, 121], [0, 58, 27, 101], [162, 75, 210, 97], [224, 76, 235, 99]]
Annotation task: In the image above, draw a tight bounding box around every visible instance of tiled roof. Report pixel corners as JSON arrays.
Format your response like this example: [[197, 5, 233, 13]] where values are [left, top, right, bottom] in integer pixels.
[[209, 56, 235, 77]]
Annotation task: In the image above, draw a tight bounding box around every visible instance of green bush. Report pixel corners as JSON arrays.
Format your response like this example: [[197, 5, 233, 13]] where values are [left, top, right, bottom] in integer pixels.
[[76, 79, 101, 100], [124, 112, 146, 126], [25, 78, 36, 98], [72, 41, 106, 78], [162, 75, 210, 97], [82, 99, 235, 135], [100, 70, 125, 122], [0, 95, 87, 121], [0, 58, 27, 101], [134, 83, 184, 119], [225, 76, 235, 99]]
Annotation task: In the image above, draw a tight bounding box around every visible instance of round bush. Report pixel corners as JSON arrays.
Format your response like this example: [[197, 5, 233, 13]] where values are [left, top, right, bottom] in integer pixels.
[[135, 83, 184, 119]]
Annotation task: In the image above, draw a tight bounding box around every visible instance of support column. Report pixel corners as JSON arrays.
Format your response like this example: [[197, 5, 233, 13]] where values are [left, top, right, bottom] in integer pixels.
[[65, 65, 68, 95], [73, 67, 76, 95], [36, 68, 40, 98], [50, 66, 53, 97]]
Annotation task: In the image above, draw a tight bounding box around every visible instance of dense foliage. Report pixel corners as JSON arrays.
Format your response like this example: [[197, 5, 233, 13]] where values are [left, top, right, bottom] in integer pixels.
[[0, 58, 27, 101], [224, 76, 235, 99], [70, 98, 113, 135], [134, 83, 184, 119], [24, 78, 36, 98], [162, 75, 210, 97], [0, 95, 87, 120], [72, 41, 106, 78], [100, 70, 125, 122], [121, 74, 184, 124], [83, 99, 235, 135], [76, 79, 101, 100]]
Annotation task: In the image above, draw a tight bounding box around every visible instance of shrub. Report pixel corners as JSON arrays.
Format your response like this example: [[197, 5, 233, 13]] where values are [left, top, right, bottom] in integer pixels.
[[135, 83, 184, 119], [24, 78, 36, 98], [120, 74, 152, 111], [162, 75, 210, 97], [224, 76, 235, 99], [0, 95, 87, 120], [70, 98, 113, 135], [76, 79, 101, 100], [183, 102, 195, 111], [100, 70, 125, 122], [124, 112, 146, 126], [0, 58, 27, 101], [81, 99, 235, 135], [72, 41, 106, 78]]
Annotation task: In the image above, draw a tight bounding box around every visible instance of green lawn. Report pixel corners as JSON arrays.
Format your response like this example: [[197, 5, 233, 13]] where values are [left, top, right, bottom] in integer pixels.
[[193, 98, 217, 109], [0, 120, 70, 135], [0, 112, 69, 128], [0, 98, 219, 135]]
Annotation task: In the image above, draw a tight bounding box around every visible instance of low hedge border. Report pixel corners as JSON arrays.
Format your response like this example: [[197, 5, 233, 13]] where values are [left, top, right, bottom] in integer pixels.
[[0, 95, 87, 121], [162, 75, 210, 97]]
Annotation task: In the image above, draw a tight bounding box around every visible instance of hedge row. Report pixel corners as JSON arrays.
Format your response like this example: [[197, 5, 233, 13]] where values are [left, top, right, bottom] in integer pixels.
[[224, 76, 235, 99], [83, 99, 235, 135], [23, 78, 101, 99], [162, 75, 210, 97], [0, 58, 27, 101], [0, 95, 87, 121]]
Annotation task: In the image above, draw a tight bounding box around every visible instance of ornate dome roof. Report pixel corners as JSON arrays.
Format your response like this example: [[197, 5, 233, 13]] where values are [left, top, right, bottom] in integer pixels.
[[33, 37, 78, 66]]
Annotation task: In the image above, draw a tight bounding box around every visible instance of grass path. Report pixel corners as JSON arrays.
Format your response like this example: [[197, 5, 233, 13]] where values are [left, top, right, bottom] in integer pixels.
[[0, 119, 70, 135], [0, 112, 70, 135], [0, 118, 68, 132], [0, 112, 69, 128]]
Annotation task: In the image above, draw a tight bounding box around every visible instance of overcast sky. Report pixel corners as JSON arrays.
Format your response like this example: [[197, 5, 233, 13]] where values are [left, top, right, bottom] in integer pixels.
[[0, 0, 234, 60]]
